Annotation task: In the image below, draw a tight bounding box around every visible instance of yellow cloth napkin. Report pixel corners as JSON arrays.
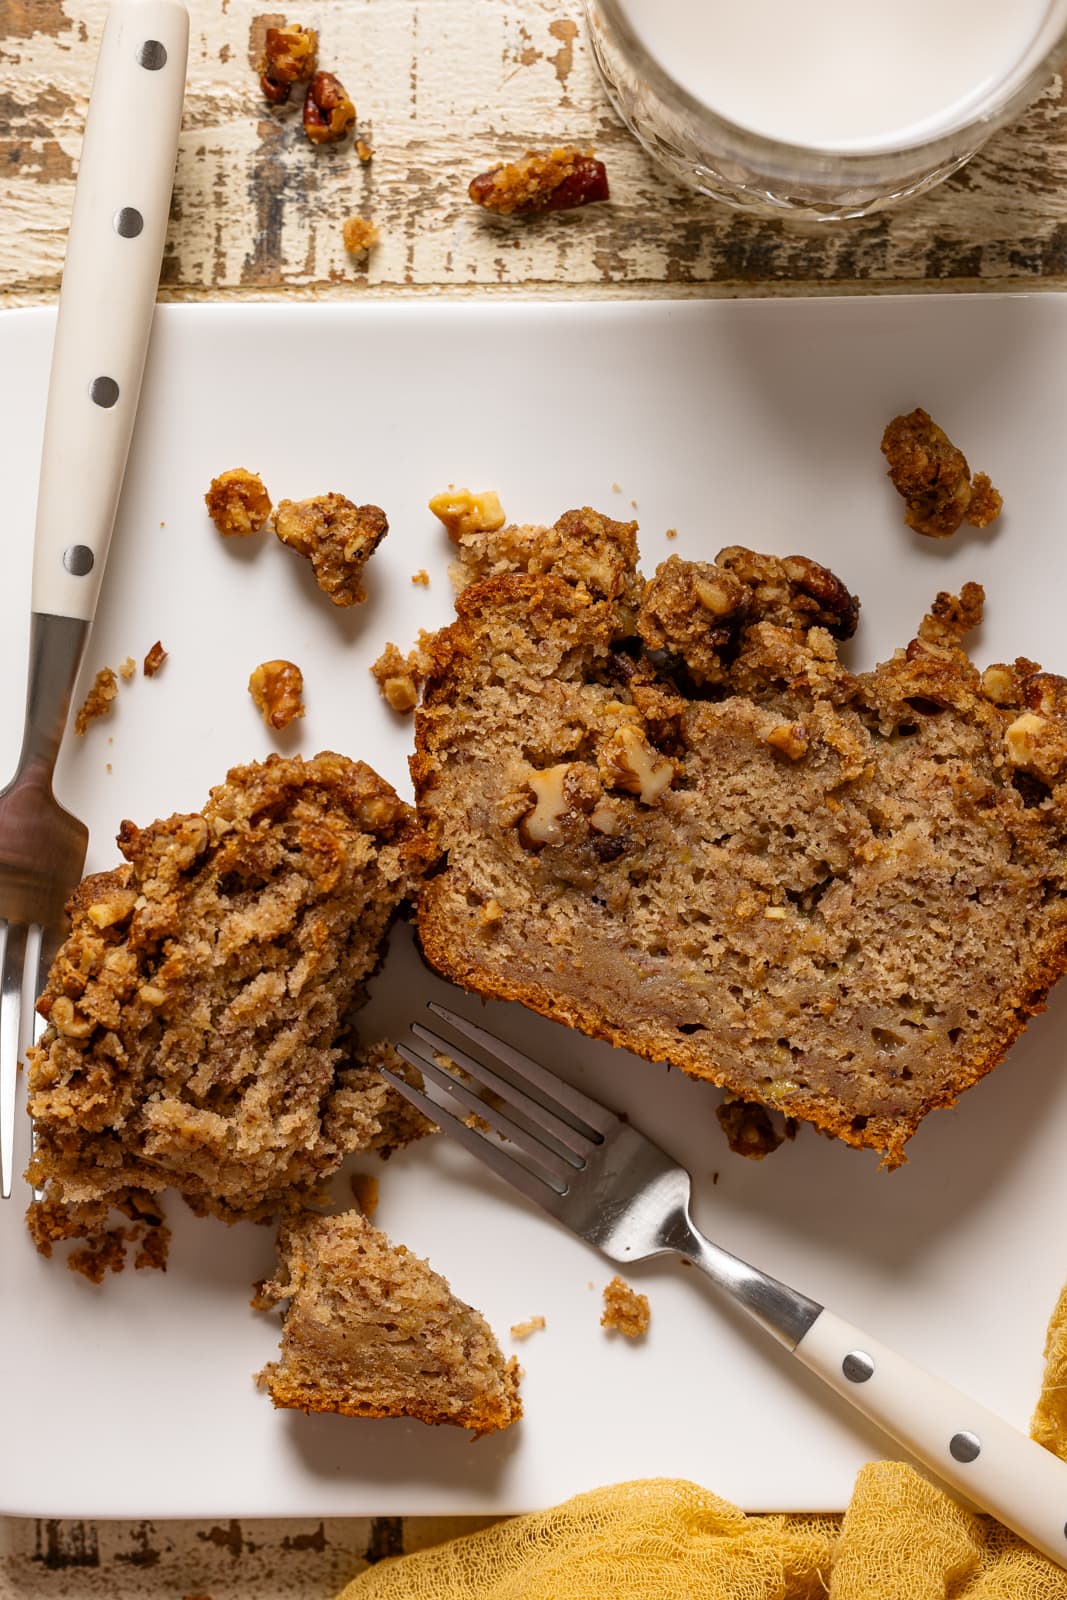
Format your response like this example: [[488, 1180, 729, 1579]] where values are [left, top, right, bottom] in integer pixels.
[[339, 1286, 1067, 1599]]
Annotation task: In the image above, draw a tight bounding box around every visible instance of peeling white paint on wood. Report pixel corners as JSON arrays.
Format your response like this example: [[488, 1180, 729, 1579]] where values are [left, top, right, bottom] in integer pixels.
[[4, 0, 1067, 303]]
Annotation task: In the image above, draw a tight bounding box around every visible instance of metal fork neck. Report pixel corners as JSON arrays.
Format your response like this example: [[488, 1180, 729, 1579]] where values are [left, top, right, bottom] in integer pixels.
[[665, 1209, 823, 1350], [14, 613, 90, 788]]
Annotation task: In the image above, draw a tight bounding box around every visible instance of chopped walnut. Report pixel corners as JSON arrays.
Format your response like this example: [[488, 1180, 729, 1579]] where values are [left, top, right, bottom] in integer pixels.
[[143, 641, 168, 678], [248, 660, 305, 731], [510, 1315, 546, 1340], [429, 488, 506, 542], [205, 468, 272, 537], [118, 656, 136, 682], [716, 1096, 788, 1159], [881, 409, 1003, 538], [469, 148, 609, 214], [303, 70, 356, 144], [258, 22, 318, 103], [274, 493, 388, 606], [598, 726, 673, 804], [600, 1276, 649, 1339], [519, 763, 571, 847], [342, 215, 380, 256], [74, 667, 118, 736], [370, 640, 426, 715], [766, 722, 809, 760]]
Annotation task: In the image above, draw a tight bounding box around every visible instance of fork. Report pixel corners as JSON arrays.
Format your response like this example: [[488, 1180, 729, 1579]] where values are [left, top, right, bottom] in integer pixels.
[[388, 1002, 1067, 1570], [0, 0, 188, 1197]]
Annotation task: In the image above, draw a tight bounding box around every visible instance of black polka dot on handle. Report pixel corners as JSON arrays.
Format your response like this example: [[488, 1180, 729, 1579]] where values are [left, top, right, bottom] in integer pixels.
[[114, 207, 144, 237], [89, 376, 119, 408], [136, 39, 167, 69]]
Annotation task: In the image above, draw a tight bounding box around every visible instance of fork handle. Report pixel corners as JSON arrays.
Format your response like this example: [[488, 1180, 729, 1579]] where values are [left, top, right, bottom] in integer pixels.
[[791, 1307, 1067, 1568], [31, 0, 188, 624]]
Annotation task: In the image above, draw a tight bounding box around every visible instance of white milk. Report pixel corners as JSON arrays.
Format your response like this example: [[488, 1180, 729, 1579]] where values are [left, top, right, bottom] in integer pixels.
[[616, 0, 1067, 151]]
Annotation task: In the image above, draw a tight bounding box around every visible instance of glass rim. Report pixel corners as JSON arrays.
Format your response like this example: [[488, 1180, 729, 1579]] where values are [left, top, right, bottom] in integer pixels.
[[591, 0, 1067, 171]]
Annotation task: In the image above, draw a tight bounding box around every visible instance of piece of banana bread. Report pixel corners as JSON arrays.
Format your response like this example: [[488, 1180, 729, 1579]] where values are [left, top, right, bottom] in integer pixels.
[[413, 507, 1067, 1167], [27, 753, 432, 1258], [255, 1209, 522, 1435]]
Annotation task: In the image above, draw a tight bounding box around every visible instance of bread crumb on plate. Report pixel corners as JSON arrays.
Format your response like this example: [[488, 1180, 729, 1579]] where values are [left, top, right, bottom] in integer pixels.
[[601, 1277, 649, 1339], [205, 467, 272, 537]]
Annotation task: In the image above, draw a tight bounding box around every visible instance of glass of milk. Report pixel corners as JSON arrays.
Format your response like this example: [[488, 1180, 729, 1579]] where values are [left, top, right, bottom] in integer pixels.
[[586, 0, 1067, 219]]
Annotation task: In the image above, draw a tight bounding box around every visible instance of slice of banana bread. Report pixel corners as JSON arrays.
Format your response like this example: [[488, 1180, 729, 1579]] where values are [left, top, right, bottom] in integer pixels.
[[413, 507, 1067, 1167], [27, 753, 433, 1256], [255, 1209, 522, 1435]]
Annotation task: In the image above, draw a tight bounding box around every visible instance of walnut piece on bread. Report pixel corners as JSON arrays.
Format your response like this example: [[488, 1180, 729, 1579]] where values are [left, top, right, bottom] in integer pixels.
[[412, 506, 1067, 1169]]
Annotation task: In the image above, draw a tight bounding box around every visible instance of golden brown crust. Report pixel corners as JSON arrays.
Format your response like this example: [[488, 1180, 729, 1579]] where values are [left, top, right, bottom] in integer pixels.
[[27, 755, 432, 1256], [257, 1210, 522, 1435], [413, 512, 1067, 1169]]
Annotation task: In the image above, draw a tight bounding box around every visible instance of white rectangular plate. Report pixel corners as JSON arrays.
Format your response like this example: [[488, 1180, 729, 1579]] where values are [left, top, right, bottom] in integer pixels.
[[2, 297, 1066, 1520]]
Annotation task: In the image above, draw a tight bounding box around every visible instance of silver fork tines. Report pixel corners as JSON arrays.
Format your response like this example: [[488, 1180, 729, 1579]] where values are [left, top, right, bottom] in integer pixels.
[[1, 921, 50, 1198], [383, 1002, 824, 1351], [385, 1003, 1067, 1572]]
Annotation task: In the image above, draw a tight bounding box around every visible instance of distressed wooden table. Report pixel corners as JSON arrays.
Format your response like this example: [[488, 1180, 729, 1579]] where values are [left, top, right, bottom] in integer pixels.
[[4, 0, 1067, 1593]]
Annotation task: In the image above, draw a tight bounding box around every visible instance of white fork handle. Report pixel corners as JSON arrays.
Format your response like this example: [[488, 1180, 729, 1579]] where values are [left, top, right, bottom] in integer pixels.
[[794, 1308, 1067, 1567], [32, 0, 188, 623]]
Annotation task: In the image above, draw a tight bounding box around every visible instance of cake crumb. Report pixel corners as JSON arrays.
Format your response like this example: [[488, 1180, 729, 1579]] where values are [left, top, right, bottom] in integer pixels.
[[205, 468, 272, 537], [349, 1171, 379, 1220], [881, 408, 1003, 538], [249, 659, 305, 731], [601, 1276, 649, 1339], [666, 527, 678, 540], [469, 147, 609, 214], [356, 137, 374, 162], [712, 1171, 720, 1185], [342, 215, 380, 256], [968, 472, 1003, 528], [118, 656, 136, 682], [143, 641, 168, 678], [274, 494, 388, 606], [630, 499, 638, 510], [370, 639, 427, 715], [611, 482, 621, 493], [105, 763, 112, 774], [510, 1315, 545, 1340], [717, 1096, 787, 1159], [74, 667, 118, 735], [411, 569, 430, 586]]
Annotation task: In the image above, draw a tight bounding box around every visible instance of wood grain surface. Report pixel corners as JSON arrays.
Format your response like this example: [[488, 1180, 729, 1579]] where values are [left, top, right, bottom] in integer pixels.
[[5, 0, 1067, 304], [3, 1, 1067, 1594]]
